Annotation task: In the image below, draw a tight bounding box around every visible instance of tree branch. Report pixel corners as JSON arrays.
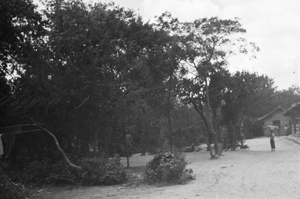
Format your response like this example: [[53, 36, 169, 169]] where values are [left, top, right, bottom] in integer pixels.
[[30, 118, 83, 171]]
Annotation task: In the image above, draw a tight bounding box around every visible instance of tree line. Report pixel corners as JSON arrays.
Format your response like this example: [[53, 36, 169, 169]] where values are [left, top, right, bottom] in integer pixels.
[[1, 0, 300, 163]]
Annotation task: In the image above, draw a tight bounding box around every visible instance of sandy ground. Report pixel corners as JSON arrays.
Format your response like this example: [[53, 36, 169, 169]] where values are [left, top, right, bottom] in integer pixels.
[[37, 136, 300, 199]]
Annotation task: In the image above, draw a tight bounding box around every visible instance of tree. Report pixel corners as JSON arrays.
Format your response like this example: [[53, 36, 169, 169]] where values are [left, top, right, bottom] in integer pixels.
[[0, 0, 46, 73], [0, 0, 46, 125], [179, 17, 259, 158], [268, 86, 300, 111], [221, 71, 275, 144], [6, 0, 183, 160]]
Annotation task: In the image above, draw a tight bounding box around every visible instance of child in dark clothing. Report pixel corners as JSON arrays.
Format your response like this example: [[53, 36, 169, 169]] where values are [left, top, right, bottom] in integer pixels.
[[270, 130, 275, 151]]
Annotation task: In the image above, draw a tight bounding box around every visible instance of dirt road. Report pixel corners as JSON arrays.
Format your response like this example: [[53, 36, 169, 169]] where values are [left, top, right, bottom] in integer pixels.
[[40, 136, 300, 199]]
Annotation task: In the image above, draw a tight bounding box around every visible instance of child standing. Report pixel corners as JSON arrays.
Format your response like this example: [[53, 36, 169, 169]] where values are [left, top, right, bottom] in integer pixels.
[[270, 130, 276, 151]]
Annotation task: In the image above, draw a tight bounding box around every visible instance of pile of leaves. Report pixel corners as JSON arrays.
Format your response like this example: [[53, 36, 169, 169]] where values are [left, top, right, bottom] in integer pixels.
[[144, 152, 195, 185]]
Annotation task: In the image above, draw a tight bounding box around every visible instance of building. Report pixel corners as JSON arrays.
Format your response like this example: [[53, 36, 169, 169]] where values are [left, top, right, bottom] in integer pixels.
[[258, 106, 291, 136], [284, 102, 300, 135]]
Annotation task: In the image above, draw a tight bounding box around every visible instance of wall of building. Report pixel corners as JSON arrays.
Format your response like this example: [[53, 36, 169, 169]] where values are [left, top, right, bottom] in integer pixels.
[[262, 110, 291, 136]]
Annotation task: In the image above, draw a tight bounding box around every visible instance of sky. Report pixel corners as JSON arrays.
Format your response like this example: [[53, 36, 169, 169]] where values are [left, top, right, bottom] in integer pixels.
[[93, 0, 300, 90]]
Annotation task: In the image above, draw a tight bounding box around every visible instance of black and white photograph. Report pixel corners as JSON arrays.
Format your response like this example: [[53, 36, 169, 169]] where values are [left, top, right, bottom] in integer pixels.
[[1, 0, 300, 198]]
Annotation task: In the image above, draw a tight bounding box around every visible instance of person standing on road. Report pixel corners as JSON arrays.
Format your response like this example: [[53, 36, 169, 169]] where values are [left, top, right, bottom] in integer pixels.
[[125, 133, 134, 157], [270, 130, 276, 151]]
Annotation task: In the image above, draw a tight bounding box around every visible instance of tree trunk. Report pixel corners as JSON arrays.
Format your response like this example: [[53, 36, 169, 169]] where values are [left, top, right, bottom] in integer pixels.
[[125, 137, 130, 168], [167, 69, 173, 154], [168, 102, 173, 154], [104, 128, 111, 156], [80, 134, 89, 157], [94, 128, 98, 156], [140, 124, 146, 156], [189, 97, 215, 158], [205, 80, 219, 158]]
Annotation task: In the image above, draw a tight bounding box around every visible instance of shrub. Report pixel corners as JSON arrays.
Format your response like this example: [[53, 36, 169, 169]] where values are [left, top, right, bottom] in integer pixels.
[[144, 152, 195, 185], [22, 159, 52, 184], [0, 174, 28, 199], [80, 155, 127, 185], [17, 155, 126, 186], [48, 161, 79, 185], [16, 159, 78, 185]]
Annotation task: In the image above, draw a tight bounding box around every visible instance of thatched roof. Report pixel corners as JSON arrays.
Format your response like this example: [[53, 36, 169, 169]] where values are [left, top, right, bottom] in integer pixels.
[[258, 106, 285, 121]]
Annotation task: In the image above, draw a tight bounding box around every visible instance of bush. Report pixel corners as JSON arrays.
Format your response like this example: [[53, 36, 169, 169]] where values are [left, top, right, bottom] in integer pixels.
[[144, 152, 195, 185], [80, 155, 127, 185], [48, 161, 79, 185], [22, 159, 52, 184], [17, 159, 75, 185], [0, 174, 28, 199], [17, 155, 126, 186]]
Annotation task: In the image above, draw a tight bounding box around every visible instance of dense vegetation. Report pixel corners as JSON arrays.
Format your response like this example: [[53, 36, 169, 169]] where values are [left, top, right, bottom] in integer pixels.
[[1, 0, 300, 197], [144, 152, 194, 184]]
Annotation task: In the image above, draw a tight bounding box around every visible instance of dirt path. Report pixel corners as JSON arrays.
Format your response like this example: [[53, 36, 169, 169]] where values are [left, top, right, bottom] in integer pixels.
[[38, 136, 300, 199]]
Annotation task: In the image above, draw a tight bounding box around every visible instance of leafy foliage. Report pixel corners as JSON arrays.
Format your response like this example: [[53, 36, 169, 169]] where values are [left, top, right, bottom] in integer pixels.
[[0, 0, 46, 72], [22, 159, 53, 184], [176, 16, 260, 157], [13, 155, 126, 186], [0, 0, 46, 125], [21, 159, 78, 185], [144, 152, 195, 184], [80, 155, 127, 185], [0, 174, 28, 199]]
